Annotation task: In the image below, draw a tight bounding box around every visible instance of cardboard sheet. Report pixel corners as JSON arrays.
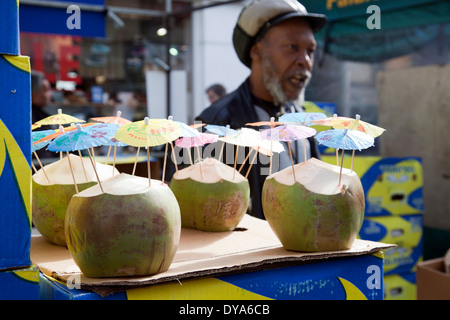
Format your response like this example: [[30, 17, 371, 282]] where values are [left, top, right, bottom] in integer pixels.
[[31, 214, 395, 297]]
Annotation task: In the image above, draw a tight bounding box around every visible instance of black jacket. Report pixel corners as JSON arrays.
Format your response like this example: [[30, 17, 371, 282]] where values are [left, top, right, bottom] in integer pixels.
[[196, 79, 320, 220]]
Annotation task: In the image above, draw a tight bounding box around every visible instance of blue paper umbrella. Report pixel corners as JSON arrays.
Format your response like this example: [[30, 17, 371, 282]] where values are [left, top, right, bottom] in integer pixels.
[[315, 128, 374, 151], [205, 124, 238, 137], [31, 129, 55, 180], [48, 123, 117, 152], [204, 124, 239, 164], [279, 112, 327, 126], [32, 129, 55, 152], [315, 129, 375, 186], [47, 123, 118, 193]]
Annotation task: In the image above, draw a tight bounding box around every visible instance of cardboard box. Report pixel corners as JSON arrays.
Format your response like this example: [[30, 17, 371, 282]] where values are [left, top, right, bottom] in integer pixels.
[[322, 156, 424, 216], [0, 265, 40, 300], [384, 272, 416, 300], [0, 0, 20, 55], [0, 54, 32, 270], [416, 257, 450, 300], [39, 253, 386, 300], [383, 241, 423, 275], [359, 214, 423, 248]]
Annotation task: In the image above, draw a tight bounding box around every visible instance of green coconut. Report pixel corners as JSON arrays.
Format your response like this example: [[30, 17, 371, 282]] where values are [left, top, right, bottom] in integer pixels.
[[65, 173, 181, 278], [32, 154, 119, 246], [169, 157, 250, 232], [262, 158, 365, 252]]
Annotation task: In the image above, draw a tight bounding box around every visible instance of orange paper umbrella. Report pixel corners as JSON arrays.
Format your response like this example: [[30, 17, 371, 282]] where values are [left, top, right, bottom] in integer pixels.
[[246, 120, 284, 127], [32, 123, 95, 145], [91, 110, 132, 125]]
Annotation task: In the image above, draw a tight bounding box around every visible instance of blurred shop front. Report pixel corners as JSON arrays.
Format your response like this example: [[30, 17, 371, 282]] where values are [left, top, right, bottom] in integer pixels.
[[20, 0, 193, 127]]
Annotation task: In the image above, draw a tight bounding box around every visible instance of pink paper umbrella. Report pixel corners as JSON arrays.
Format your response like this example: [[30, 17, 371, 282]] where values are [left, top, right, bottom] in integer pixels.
[[175, 132, 218, 180], [261, 124, 316, 181]]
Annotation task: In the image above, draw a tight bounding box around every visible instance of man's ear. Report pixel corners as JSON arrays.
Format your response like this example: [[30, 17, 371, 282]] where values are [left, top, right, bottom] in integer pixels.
[[249, 42, 262, 62]]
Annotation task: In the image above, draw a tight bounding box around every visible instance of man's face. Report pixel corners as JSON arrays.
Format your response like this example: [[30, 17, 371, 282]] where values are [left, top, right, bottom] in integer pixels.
[[257, 18, 316, 105], [33, 79, 52, 107]]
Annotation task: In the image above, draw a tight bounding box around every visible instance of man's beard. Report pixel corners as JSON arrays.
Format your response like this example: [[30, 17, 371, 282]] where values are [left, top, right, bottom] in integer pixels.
[[261, 54, 311, 108]]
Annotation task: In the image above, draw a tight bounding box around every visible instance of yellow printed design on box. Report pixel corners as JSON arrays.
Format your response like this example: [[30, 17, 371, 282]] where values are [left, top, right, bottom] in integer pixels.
[[359, 214, 423, 248], [323, 156, 424, 216], [384, 272, 416, 300]]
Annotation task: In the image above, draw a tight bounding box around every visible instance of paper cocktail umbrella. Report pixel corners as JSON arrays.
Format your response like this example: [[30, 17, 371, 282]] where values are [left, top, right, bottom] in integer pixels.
[[315, 128, 375, 186], [114, 117, 181, 186], [48, 123, 118, 193], [33, 108, 85, 127], [261, 124, 316, 182]]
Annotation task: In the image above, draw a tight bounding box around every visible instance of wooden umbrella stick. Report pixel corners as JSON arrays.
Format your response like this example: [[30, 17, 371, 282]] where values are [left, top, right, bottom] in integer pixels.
[[351, 149, 355, 172], [336, 149, 339, 166], [161, 143, 168, 183], [303, 139, 307, 162], [112, 146, 117, 176], [238, 147, 253, 173], [188, 149, 193, 165], [33, 152, 50, 183], [31, 161, 38, 174], [196, 146, 203, 181], [339, 149, 345, 186], [233, 145, 239, 180], [91, 147, 97, 168], [269, 140, 273, 176], [288, 142, 296, 183], [218, 141, 225, 163], [245, 147, 259, 179], [77, 150, 88, 181], [66, 152, 79, 194], [132, 147, 140, 176], [147, 147, 151, 187], [105, 145, 112, 165], [86, 148, 104, 194], [170, 142, 178, 173], [269, 117, 275, 175]]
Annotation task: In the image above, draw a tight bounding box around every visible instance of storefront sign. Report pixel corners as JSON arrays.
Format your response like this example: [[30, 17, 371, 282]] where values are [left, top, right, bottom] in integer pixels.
[[19, 0, 105, 38]]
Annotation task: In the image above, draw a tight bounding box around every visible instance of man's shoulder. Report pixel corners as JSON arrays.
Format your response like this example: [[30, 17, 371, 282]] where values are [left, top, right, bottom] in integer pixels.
[[196, 81, 251, 126]]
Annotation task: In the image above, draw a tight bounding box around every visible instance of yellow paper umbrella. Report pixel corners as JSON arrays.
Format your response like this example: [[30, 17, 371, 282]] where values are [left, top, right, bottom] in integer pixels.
[[328, 114, 386, 138], [114, 117, 181, 186], [33, 108, 85, 127], [115, 117, 181, 147]]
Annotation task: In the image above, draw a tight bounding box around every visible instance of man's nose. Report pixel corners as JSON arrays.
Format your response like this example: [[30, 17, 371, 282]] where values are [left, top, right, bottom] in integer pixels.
[[295, 51, 313, 70]]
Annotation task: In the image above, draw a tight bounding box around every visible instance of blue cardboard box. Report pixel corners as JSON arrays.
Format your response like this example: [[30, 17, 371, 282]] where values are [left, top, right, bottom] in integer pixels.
[[0, 0, 20, 55], [39, 253, 385, 300], [0, 54, 32, 270], [0, 265, 40, 300]]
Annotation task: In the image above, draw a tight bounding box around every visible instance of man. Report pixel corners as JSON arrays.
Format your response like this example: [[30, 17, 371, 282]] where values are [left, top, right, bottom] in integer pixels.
[[196, 0, 327, 219], [31, 70, 52, 125], [31, 70, 56, 159], [205, 83, 227, 104]]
